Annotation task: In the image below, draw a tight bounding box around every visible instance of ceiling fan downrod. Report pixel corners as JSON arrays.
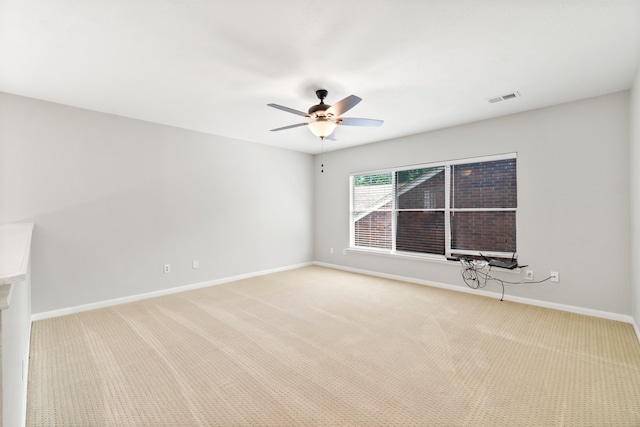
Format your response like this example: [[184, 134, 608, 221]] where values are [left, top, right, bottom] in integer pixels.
[[309, 89, 330, 115]]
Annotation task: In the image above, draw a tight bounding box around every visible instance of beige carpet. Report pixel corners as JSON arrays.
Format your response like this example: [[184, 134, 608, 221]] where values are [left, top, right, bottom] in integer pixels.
[[27, 266, 640, 426]]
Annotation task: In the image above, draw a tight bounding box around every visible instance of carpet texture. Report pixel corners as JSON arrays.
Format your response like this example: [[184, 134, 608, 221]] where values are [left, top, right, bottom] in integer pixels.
[[27, 266, 640, 426]]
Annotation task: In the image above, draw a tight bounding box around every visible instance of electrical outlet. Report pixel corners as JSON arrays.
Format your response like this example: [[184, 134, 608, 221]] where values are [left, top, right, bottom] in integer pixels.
[[550, 271, 559, 282], [525, 270, 534, 280], [330, 248, 334, 254], [192, 260, 198, 269], [164, 264, 170, 274]]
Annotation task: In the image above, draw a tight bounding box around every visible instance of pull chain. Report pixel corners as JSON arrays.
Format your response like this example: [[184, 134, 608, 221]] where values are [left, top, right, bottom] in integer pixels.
[[321, 137, 324, 173]]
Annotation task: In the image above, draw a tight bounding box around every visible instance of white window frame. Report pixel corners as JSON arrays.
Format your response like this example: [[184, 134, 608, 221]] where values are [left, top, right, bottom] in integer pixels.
[[350, 153, 517, 260]]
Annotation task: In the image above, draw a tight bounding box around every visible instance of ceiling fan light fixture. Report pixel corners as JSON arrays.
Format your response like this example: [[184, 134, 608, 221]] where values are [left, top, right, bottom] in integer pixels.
[[308, 119, 337, 139]]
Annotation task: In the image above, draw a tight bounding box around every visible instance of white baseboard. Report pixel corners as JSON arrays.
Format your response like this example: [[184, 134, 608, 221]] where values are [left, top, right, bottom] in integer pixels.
[[314, 261, 637, 326], [30, 260, 640, 344], [32, 262, 313, 321], [632, 319, 640, 344]]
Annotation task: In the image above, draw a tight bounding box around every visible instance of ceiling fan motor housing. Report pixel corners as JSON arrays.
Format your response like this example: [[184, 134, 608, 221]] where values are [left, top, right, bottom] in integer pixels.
[[308, 103, 330, 115]]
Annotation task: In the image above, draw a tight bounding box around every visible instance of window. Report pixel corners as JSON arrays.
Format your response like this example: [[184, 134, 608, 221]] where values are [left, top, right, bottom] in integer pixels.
[[350, 154, 517, 260]]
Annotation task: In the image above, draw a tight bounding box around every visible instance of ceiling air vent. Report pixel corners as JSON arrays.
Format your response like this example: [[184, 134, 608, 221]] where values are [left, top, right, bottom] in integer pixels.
[[487, 91, 521, 104]]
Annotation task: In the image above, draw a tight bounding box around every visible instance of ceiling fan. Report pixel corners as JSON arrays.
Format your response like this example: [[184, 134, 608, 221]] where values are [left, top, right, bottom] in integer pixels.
[[267, 89, 383, 140]]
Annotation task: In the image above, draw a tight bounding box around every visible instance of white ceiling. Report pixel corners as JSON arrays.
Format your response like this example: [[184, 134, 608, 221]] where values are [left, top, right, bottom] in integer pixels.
[[1, 1, 639, 154]]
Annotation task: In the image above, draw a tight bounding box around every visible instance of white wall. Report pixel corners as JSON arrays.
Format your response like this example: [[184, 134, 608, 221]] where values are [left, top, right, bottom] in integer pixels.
[[0, 92, 314, 314], [315, 92, 631, 316], [1, 268, 31, 427], [0, 90, 633, 319], [631, 68, 640, 331]]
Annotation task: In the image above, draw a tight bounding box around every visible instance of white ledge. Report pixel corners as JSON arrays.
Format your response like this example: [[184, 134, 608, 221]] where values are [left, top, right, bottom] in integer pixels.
[[0, 223, 34, 309]]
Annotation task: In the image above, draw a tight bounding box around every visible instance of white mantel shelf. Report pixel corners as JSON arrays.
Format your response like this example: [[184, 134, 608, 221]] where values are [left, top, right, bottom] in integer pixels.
[[0, 223, 34, 310]]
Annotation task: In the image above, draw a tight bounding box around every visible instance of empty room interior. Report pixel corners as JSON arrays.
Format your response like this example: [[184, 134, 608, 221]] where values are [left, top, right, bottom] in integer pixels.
[[2, 1, 640, 426]]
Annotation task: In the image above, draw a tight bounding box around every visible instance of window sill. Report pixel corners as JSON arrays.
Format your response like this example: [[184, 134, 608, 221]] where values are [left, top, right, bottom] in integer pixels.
[[346, 247, 522, 273]]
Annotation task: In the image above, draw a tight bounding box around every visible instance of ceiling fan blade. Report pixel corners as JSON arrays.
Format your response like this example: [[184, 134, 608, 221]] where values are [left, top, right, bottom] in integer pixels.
[[267, 103, 310, 117], [326, 95, 362, 117], [270, 123, 308, 132], [338, 117, 384, 127]]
